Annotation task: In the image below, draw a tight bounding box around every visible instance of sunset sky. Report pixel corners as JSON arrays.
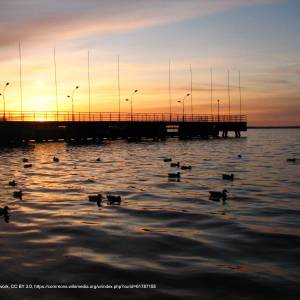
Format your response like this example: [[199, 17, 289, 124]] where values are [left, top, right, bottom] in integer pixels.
[[0, 0, 299, 125]]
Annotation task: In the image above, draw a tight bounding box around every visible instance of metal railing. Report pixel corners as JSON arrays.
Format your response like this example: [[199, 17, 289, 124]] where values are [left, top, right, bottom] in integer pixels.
[[0, 111, 247, 123]]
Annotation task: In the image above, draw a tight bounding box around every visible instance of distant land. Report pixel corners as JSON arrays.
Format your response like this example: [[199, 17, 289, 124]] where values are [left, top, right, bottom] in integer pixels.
[[248, 126, 300, 129]]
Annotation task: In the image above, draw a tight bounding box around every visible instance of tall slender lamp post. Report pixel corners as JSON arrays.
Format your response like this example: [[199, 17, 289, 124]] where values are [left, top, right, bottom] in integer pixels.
[[0, 82, 9, 121], [217, 99, 220, 122], [238, 71, 242, 122], [177, 93, 190, 122], [67, 85, 79, 121], [125, 89, 138, 121]]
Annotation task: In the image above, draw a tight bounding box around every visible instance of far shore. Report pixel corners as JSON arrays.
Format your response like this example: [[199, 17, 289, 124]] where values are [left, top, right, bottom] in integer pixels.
[[248, 126, 300, 129]]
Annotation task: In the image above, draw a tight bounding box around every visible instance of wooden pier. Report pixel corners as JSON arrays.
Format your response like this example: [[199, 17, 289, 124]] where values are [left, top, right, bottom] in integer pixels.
[[0, 111, 247, 144]]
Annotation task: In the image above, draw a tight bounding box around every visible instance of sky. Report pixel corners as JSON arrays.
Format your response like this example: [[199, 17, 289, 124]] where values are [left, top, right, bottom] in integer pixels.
[[0, 0, 299, 125]]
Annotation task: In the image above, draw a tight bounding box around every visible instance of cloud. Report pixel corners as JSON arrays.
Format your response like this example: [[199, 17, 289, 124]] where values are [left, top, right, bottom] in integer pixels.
[[0, 0, 276, 50]]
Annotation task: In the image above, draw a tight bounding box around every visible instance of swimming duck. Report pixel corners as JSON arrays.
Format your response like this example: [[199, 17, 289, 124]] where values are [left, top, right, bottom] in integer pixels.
[[22, 158, 29, 163], [238, 155, 242, 158], [209, 189, 228, 202], [8, 180, 17, 187], [170, 162, 180, 168], [222, 173, 234, 180], [0, 206, 10, 223], [53, 156, 59, 162], [88, 194, 102, 202], [0, 206, 9, 216], [23, 164, 32, 168], [168, 172, 181, 179], [287, 158, 297, 162], [181, 165, 192, 170], [107, 195, 121, 205], [13, 190, 23, 200], [163, 158, 172, 162], [88, 194, 103, 206], [96, 158, 101, 162]]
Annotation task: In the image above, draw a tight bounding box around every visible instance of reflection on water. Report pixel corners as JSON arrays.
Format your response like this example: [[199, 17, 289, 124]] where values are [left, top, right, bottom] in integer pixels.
[[0, 129, 300, 299]]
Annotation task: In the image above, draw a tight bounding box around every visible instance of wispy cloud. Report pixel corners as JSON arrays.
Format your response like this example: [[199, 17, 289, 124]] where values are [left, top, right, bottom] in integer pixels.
[[0, 0, 276, 49]]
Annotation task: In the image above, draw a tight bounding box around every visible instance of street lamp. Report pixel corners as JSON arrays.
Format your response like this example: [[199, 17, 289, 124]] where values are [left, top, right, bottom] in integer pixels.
[[217, 99, 220, 122], [67, 85, 79, 121], [125, 89, 138, 121], [177, 93, 190, 122], [0, 82, 10, 121]]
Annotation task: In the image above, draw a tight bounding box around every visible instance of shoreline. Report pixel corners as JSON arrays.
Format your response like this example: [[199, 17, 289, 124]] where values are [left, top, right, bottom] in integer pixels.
[[248, 126, 300, 129]]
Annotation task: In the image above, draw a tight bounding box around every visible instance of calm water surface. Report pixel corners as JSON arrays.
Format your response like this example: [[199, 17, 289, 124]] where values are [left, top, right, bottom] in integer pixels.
[[0, 129, 299, 299]]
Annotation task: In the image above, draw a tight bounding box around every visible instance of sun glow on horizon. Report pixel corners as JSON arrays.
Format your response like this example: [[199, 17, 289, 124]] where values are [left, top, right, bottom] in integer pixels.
[[0, 0, 299, 126]]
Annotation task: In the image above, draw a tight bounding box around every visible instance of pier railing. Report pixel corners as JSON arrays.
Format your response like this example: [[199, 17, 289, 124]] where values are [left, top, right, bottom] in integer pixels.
[[0, 111, 246, 123]]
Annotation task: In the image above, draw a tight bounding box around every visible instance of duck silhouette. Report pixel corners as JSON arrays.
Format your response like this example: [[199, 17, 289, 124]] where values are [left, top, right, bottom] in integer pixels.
[[88, 194, 103, 206], [238, 155, 242, 158], [168, 172, 181, 179], [53, 156, 59, 162], [170, 162, 180, 168], [287, 158, 297, 162], [181, 165, 192, 170], [24, 164, 32, 168], [209, 189, 228, 202], [13, 190, 23, 200], [9, 180, 17, 187], [107, 195, 121, 205], [96, 158, 101, 162], [0, 206, 10, 223], [222, 174, 234, 180], [163, 158, 172, 162], [0, 206, 9, 216], [22, 158, 29, 163]]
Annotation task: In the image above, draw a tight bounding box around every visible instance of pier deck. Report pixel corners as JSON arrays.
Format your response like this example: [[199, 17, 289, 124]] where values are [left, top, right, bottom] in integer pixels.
[[0, 112, 247, 144]]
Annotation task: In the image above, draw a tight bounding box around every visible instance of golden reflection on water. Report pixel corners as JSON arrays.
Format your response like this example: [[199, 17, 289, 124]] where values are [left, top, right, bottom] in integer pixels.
[[0, 129, 299, 298]]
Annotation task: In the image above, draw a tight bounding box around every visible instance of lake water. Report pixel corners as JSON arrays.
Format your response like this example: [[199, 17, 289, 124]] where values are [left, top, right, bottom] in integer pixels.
[[0, 129, 299, 299]]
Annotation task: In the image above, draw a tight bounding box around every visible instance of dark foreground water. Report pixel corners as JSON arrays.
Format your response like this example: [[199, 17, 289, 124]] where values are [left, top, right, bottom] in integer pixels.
[[0, 129, 299, 300]]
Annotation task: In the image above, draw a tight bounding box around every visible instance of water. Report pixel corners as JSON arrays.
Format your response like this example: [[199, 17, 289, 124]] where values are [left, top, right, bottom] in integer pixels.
[[0, 129, 299, 299]]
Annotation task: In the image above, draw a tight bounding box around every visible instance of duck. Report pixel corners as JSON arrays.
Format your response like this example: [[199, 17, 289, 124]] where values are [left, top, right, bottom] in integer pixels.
[[96, 158, 101, 162], [222, 173, 234, 180], [238, 154, 242, 158], [0, 206, 9, 216], [53, 156, 59, 162], [8, 180, 17, 187], [170, 162, 180, 168], [168, 172, 181, 179], [181, 165, 192, 170], [209, 189, 228, 202], [22, 158, 29, 163], [163, 158, 172, 162], [107, 195, 122, 205], [88, 194, 103, 206], [13, 190, 23, 200], [0, 206, 9, 223], [23, 164, 32, 168], [287, 158, 297, 162], [88, 194, 102, 202]]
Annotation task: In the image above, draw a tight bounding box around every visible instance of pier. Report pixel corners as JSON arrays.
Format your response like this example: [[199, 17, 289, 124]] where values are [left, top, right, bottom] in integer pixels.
[[0, 111, 247, 144]]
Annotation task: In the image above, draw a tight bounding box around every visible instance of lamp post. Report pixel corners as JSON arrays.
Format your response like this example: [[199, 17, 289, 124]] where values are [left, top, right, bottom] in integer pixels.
[[217, 99, 220, 122], [0, 82, 9, 121], [67, 85, 79, 121], [177, 93, 190, 122], [125, 89, 138, 121]]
